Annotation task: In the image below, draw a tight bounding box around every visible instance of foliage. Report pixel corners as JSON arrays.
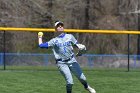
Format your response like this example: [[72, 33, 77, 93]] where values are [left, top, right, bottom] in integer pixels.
[[0, 0, 139, 54]]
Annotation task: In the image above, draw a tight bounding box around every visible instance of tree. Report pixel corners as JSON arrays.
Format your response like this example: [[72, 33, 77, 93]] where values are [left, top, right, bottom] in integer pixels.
[[84, 0, 90, 29], [137, 0, 140, 57]]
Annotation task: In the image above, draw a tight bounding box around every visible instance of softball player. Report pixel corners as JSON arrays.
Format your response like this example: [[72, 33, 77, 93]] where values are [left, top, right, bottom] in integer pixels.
[[38, 21, 96, 93]]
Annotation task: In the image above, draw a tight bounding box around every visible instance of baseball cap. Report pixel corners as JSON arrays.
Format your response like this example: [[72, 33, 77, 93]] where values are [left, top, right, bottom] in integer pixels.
[[54, 21, 64, 27]]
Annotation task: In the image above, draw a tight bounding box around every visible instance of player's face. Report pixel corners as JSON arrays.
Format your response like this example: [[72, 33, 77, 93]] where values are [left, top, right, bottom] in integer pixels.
[[56, 24, 64, 32]]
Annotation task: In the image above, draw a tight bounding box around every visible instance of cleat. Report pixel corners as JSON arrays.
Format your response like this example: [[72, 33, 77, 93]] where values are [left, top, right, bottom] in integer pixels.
[[86, 86, 96, 93]]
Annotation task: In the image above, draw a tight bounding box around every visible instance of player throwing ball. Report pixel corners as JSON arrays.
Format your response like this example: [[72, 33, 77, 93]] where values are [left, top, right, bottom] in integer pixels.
[[38, 21, 96, 93]]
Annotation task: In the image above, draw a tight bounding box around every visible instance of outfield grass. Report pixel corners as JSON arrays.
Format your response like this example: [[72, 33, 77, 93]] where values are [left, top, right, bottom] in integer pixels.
[[0, 68, 140, 93]]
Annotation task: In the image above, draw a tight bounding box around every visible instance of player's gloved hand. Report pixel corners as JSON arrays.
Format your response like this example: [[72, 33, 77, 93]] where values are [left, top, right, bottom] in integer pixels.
[[76, 44, 86, 50], [76, 49, 86, 56], [76, 44, 86, 56], [38, 32, 43, 38]]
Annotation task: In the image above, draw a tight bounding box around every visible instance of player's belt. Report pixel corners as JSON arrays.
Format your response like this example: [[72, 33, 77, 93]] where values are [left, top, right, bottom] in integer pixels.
[[56, 55, 74, 62]]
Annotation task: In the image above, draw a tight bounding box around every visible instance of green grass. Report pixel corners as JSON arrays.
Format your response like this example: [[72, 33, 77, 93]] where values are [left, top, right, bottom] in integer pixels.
[[0, 68, 140, 93]]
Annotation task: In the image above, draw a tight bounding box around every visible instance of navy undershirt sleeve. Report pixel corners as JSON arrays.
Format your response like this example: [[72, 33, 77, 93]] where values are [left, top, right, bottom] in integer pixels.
[[39, 42, 48, 48]]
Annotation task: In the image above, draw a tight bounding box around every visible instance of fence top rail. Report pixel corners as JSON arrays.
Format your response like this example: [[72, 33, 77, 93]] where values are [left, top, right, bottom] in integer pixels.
[[0, 53, 138, 57], [0, 27, 140, 34]]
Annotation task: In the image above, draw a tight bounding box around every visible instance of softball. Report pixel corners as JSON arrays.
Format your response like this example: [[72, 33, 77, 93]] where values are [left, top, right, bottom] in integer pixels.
[[38, 32, 43, 36]]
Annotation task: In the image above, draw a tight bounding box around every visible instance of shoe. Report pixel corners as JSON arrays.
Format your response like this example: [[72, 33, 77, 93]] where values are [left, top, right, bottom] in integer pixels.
[[86, 86, 96, 93]]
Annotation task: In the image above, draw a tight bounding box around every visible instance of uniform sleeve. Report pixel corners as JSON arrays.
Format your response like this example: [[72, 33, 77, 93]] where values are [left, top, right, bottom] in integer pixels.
[[70, 34, 78, 45], [47, 39, 55, 47], [39, 39, 54, 48], [39, 42, 48, 48]]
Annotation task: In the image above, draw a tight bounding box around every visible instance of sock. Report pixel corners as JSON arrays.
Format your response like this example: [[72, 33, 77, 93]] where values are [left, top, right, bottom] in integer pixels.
[[80, 80, 88, 89], [66, 84, 73, 93], [83, 82, 88, 89]]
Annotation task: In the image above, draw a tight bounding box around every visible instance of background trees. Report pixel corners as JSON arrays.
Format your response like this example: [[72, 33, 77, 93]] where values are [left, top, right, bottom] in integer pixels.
[[0, 0, 139, 54]]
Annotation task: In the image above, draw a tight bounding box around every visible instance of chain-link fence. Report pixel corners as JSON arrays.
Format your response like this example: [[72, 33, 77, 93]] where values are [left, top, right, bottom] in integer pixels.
[[0, 53, 140, 70]]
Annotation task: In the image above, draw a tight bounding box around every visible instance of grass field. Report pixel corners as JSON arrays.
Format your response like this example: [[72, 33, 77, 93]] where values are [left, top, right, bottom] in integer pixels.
[[0, 67, 140, 93]]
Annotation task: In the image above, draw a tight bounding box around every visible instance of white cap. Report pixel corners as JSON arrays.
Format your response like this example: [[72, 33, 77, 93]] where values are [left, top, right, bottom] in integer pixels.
[[54, 21, 64, 27]]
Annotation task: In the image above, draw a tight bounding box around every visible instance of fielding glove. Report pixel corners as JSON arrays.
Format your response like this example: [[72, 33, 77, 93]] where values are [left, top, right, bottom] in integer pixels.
[[76, 44, 86, 56], [76, 44, 86, 50]]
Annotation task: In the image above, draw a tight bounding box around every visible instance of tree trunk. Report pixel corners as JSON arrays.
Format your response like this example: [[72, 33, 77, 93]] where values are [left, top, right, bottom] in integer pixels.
[[137, 0, 140, 57], [84, 0, 90, 29]]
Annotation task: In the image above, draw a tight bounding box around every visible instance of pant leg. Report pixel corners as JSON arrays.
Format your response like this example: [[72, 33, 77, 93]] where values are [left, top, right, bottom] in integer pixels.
[[57, 63, 73, 93], [69, 62, 88, 88]]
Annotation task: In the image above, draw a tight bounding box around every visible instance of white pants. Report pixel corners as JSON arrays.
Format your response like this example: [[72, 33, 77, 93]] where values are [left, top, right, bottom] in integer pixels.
[[57, 62, 87, 85]]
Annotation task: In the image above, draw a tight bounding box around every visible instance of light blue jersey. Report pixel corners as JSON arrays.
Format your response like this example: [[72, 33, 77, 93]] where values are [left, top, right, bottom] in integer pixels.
[[39, 33, 78, 62], [48, 33, 77, 60]]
